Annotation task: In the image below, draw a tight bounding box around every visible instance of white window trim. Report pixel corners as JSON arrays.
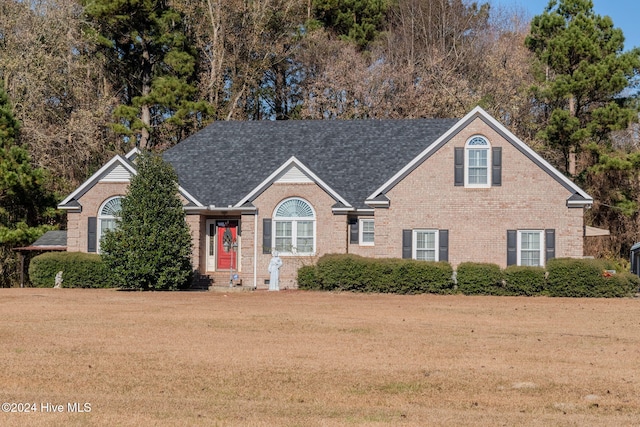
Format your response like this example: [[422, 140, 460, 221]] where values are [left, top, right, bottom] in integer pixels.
[[412, 229, 439, 261], [465, 135, 491, 188], [359, 219, 374, 246], [517, 230, 545, 267], [272, 198, 316, 256], [97, 196, 123, 254]]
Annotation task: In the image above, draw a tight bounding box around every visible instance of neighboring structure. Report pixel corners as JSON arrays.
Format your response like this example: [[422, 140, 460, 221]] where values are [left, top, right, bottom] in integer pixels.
[[58, 107, 594, 289], [630, 243, 640, 276], [14, 230, 68, 288]]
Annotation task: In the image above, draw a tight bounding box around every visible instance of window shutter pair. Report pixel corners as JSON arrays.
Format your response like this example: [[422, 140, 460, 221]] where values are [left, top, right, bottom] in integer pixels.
[[402, 229, 449, 261], [454, 147, 502, 186], [506, 229, 555, 266]]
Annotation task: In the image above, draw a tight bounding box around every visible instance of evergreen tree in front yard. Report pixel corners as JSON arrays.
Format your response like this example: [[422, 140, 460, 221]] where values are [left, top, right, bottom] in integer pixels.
[[101, 152, 192, 290], [0, 88, 57, 287]]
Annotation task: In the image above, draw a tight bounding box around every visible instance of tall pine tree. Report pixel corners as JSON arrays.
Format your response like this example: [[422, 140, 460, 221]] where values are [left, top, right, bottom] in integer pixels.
[[525, 0, 640, 177], [526, 0, 640, 258], [82, 0, 212, 149], [313, 0, 390, 50], [0, 88, 57, 287]]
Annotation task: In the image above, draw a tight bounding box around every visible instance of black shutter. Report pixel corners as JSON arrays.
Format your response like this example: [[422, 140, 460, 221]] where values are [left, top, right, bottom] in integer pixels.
[[507, 230, 517, 266], [439, 230, 449, 262], [545, 229, 555, 262], [349, 218, 359, 244], [454, 147, 464, 186], [492, 147, 502, 186], [88, 217, 97, 253], [402, 229, 412, 259], [262, 218, 272, 254]]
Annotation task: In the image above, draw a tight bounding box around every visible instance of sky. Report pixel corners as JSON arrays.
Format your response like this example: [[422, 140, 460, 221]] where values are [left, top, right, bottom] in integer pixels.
[[491, 0, 640, 51]]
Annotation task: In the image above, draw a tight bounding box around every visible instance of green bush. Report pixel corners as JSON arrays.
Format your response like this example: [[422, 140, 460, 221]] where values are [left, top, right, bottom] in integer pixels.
[[29, 252, 116, 288], [456, 262, 505, 295], [503, 265, 546, 296], [297, 265, 320, 290], [300, 255, 639, 298], [301, 254, 454, 294], [388, 259, 454, 294], [546, 258, 637, 298], [315, 254, 368, 292], [604, 271, 640, 297]]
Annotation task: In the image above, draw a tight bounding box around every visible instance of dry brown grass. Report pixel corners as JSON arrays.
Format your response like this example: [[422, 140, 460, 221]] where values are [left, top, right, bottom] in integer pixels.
[[0, 288, 639, 426]]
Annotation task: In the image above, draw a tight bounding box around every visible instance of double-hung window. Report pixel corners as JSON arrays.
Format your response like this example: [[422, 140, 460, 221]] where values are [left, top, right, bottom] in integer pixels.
[[413, 229, 438, 261], [508, 229, 554, 267], [518, 230, 544, 266], [273, 198, 315, 255], [359, 219, 374, 245]]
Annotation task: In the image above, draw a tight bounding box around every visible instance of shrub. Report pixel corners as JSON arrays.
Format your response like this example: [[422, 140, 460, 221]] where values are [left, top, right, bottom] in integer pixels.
[[546, 258, 637, 298], [456, 262, 505, 295], [297, 265, 320, 290], [304, 254, 454, 294], [101, 152, 192, 291], [314, 254, 367, 291], [388, 259, 454, 294], [29, 252, 116, 288], [503, 265, 546, 296], [604, 271, 640, 297]]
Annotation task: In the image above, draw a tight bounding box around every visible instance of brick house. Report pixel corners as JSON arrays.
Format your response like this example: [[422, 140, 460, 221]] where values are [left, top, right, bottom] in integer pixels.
[[58, 107, 593, 289]]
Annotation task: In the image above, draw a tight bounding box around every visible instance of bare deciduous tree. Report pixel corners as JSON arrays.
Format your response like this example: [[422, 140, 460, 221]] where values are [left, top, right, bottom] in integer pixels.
[[0, 0, 117, 192]]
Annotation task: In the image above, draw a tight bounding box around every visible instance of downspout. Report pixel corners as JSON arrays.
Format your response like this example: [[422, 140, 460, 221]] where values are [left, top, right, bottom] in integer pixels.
[[346, 217, 350, 254], [253, 213, 258, 289]]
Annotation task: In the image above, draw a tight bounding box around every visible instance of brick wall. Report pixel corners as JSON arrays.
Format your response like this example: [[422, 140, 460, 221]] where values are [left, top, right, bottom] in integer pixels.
[[248, 182, 347, 289], [378, 117, 584, 267], [66, 182, 129, 253], [67, 182, 203, 273]]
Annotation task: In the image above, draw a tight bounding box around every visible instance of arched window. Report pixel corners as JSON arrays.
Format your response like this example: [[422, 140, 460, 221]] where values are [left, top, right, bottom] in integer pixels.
[[465, 136, 491, 187], [97, 196, 122, 252], [273, 198, 315, 255]]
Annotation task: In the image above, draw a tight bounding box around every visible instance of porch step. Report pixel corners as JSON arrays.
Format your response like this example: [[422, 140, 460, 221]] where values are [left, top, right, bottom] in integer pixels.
[[188, 272, 213, 291]]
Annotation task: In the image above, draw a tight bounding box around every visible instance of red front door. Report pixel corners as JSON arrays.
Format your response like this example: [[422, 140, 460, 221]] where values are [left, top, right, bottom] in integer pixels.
[[216, 221, 238, 270]]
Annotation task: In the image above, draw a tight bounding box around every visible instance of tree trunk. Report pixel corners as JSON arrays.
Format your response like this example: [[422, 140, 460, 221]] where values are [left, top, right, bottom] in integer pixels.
[[568, 95, 576, 176], [139, 43, 152, 149]]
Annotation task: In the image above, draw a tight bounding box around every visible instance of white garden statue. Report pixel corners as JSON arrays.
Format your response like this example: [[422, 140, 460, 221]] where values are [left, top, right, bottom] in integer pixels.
[[54, 271, 63, 288], [268, 251, 283, 291]]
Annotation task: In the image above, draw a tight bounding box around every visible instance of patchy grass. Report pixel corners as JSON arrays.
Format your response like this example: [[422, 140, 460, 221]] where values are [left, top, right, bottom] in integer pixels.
[[0, 289, 639, 426]]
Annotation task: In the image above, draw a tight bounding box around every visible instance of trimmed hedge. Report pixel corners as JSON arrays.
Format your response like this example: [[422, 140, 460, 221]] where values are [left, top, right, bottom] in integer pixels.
[[298, 254, 454, 294], [29, 252, 117, 288], [297, 255, 638, 298], [297, 265, 320, 290], [456, 262, 505, 295], [504, 265, 547, 296], [546, 258, 638, 298]]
